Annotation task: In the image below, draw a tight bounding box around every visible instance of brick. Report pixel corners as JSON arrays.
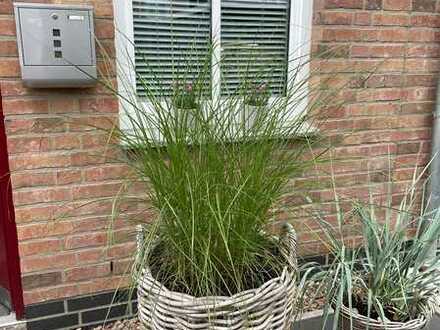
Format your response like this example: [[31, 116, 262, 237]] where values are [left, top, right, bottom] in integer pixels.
[[315, 44, 350, 58], [2, 99, 49, 115], [65, 232, 107, 249], [84, 165, 129, 182], [383, 0, 411, 10], [12, 172, 56, 189], [112, 259, 132, 275], [0, 81, 29, 97], [23, 284, 80, 306], [365, 74, 402, 88], [111, 228, 135, 244], [5, 117, 68, 135], [95, 1, 114, 17], [354, 12, 371, 25], [351, 44, 405, 58], [403, 87, 436, 102], [96, 39, 116, 59], [396, 114, 432, 128], [81, 133, 111, 149], [81, 304, 127, 324], [107, 242, 136, 259], [366, 0, 383, 9], [318, 12, 353, 25], [0, 59, 20, 77], [70, 217, 107, 234], [22, 272, 63, 290], [405, 59, 440, 73], [408, 29, 440, 42], [0, 18, 16, 36], [67, 290, 130, 312], [322, 28, 361, 41], [19, 239, 62, 257], [378, 29, 408, 42], [357, 89, 402, 102], [17, 222, 74, 240], [65, 263, 110, 282], [72, 182, 121, 199], [325, 0, 363, 9], [67, 200, 113, 218], [406, 44, 440, 58], [14, 187, 72, 206], [348, 103, 400, 116], [397, 141, 422, 154], [95, 19, 115, 39], [0, 40, 18, 56], [79, 97, 119, 113], [51, 135, 81, 150], [0, 0, 13, 15], [372, 13, 409, 26], [7, 137, 50, 154], [25, 301, 65, 319], [411, 14, 440, 27], [412, 0, 436, 11], [395, 153, 430, 167], [56, 170, 82, 185], [14, 205, 60, 224], [21, 253, 77, 273], [27, 313, 79, 330], [74, 248, 105, 264], [401, 102, 433, 114], [68, 115, 118, 132], [71, 150, 118, 166], [49, 98, 79, 114]]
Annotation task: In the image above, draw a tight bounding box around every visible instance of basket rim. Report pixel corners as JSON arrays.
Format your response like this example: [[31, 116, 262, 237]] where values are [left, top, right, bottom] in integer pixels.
[[139, 262, 296, 303], [136, 222, 298, 299], [339, 302, 427, 327]]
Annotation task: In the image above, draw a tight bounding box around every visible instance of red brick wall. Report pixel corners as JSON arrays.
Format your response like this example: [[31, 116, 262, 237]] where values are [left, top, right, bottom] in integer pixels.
[[0, 0, 438, 306], [0, 0, 134, 305], [291, 0, 437, 255]]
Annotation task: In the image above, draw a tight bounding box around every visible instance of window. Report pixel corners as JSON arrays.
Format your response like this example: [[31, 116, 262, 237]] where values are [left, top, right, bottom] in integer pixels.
[[221, 0, 290, 96], [132, 0, 211, 97], [114, 0, 313, 130]]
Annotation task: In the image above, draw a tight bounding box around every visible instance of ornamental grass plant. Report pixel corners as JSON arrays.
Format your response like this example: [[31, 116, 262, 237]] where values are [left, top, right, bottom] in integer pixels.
[[98, 41, 355, 300]]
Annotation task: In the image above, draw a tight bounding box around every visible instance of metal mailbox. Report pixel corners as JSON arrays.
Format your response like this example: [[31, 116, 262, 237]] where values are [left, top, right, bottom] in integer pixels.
[[14, 3, 97, 87]]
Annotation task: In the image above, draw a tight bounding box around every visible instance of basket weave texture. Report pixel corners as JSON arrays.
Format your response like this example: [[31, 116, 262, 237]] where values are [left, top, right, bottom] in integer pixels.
[[339, 304, 427, 330], [136, 224, 298, 330]]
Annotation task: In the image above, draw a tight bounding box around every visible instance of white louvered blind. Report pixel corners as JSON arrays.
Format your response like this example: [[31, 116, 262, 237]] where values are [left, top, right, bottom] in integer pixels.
[[221, 0, 290, 96], [132, 0, 211, 97]]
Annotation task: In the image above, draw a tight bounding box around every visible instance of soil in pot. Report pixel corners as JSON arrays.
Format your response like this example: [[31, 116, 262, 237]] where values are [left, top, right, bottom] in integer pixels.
[[147, 240, 286, 297]]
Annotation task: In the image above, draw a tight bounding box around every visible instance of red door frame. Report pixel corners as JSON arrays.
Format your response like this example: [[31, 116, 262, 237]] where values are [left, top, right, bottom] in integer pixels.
[[0, 90, 24, 319]]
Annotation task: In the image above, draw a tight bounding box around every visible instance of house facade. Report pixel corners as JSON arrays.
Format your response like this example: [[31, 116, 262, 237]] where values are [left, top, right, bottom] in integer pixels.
[[0, 0, 437, 328]]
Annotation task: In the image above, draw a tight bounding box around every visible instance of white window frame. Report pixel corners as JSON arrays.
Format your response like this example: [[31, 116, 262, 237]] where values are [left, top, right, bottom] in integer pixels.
[[113, 0, 313, 131]]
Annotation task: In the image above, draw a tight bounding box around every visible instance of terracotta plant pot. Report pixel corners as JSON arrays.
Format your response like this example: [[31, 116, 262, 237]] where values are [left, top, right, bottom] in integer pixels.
[[136, 224, 298, 330]]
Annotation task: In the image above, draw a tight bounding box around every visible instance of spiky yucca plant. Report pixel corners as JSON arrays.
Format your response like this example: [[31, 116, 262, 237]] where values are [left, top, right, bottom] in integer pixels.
[[311, 167, 440, 329]]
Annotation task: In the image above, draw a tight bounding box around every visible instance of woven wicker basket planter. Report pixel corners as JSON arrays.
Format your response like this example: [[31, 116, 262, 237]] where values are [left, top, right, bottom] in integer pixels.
[[136, 224, 298, 330], [339, 304, 427, 330]]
